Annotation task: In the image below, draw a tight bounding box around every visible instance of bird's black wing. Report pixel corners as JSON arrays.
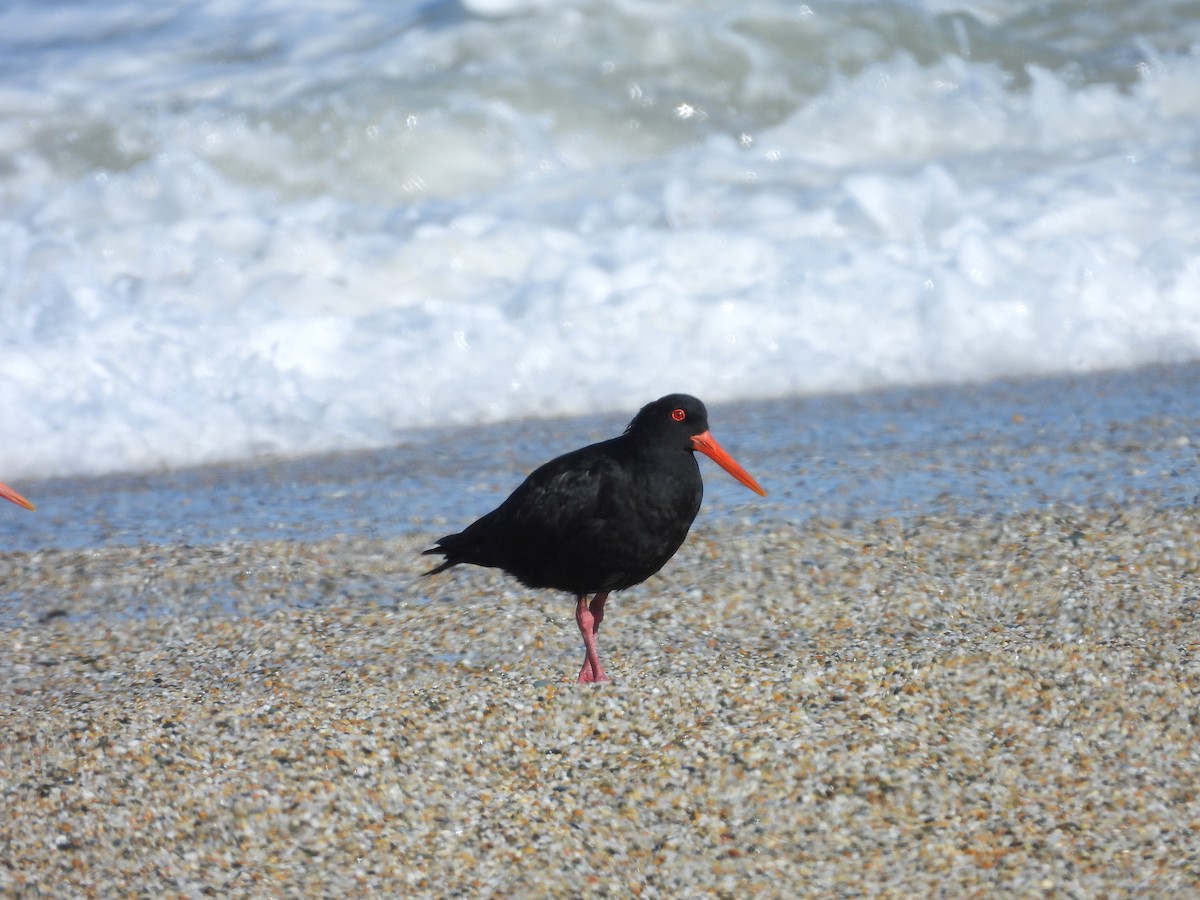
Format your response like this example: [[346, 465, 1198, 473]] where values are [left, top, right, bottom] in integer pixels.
[[422, 439, 612, 560], [424, 438, 640, 590], [424, 433, 701, 593]]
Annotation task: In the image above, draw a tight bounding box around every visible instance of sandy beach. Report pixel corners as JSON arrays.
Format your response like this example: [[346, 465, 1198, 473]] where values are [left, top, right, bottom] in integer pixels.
[[5, 0, 1200, 890], [2, 499, 1198, 896], [2, 365, 1198, 895]]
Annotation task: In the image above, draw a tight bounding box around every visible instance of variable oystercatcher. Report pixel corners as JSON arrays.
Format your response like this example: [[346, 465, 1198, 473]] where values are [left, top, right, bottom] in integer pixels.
[[0, 481, 34, 511], [422, 394, 765, 683]]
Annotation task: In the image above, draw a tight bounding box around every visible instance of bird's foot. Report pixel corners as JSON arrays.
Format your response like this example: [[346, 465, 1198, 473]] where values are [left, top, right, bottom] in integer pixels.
[[576, 661, 608, 684], [574, 594, 608, 683]]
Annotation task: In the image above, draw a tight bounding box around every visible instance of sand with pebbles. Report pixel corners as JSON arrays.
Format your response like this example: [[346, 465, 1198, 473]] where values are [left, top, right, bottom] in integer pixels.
[[2, 499, 1198, 896]]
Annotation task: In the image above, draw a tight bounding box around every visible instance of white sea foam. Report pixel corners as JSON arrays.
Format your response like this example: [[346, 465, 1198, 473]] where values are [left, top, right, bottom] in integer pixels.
[[2, 0, 1199, 477]]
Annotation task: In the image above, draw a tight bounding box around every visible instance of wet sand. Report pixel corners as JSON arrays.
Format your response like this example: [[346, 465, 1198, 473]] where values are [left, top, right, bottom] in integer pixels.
[[4, 361, 1197, 554]]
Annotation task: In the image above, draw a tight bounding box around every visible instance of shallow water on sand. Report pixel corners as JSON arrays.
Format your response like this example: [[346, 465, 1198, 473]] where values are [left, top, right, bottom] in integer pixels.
[[2, 362, 1196, 554]]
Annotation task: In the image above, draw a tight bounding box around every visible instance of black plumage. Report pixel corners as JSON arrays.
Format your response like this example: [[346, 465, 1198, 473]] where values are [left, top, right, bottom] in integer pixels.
[[423, 394, 764, 682]]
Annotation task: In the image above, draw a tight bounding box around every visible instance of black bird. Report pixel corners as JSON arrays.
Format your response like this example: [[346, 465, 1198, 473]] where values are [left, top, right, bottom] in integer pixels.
[[0, 481, 34, 511], [422, 394, 765, 682]]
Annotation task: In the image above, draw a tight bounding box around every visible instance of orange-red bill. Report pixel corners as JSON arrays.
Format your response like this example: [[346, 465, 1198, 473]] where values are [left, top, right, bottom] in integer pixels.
[[0, 481, 35, 511], [691, 431, 766, 496]]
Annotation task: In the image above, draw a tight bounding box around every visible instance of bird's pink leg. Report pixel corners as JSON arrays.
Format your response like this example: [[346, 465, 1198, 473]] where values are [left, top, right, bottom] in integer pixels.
[[575, 592, 609, 683], [589, 592, 607, 633]]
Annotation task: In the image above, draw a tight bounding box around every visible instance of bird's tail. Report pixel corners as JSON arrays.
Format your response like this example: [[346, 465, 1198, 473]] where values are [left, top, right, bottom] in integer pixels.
[[420, 550, 458, 578]]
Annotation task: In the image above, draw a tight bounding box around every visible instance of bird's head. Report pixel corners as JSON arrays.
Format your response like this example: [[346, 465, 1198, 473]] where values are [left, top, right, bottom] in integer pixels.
[[628, 394, 766, 496]]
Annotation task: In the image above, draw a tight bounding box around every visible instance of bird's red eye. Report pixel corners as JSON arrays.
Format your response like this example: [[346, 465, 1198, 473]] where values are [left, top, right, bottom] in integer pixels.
[[671, 408, 686, 422]]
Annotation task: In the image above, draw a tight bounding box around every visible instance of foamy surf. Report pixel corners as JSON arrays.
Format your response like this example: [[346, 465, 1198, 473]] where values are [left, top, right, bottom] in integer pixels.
[[2, 0, 1198, 478]]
